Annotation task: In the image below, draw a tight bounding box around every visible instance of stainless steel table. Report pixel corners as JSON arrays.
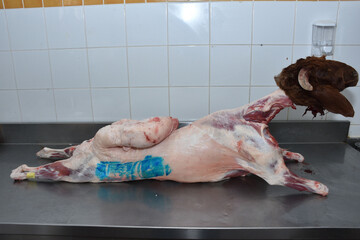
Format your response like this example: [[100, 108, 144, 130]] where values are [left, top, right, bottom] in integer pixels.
[[0, 121, 359, 239]]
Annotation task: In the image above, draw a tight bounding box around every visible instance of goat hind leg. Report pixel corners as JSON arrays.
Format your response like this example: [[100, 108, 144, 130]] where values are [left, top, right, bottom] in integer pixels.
[[36, 146, 77, 160], [282, 170, 328, 196], [261, 160, 328, 196]]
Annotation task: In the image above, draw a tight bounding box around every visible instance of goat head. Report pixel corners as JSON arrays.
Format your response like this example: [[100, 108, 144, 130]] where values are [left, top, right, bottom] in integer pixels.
[[275, 56, 358, 117]]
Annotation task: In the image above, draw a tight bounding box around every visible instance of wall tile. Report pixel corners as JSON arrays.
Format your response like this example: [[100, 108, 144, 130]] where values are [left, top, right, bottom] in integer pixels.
[[334, 46, 360, 74], [0, 10, 10, 50], [326, 87, 360, 124], [12, 50, 52, 89], [128, 46, 168, 87], [169, 46, 209, 87], [63, 0, 83, 6], [105, 0, 124, 4], [126, 3, 167, 46], [54, 89, 93, 122], [294, 2, 338, 44], [170, 87, 209, 121], [253, 2, 295, 44], [127, 0, 145, 3], [169, 0, 208, 1], [168, 2, 209, 45], [18, 89, 57, 122], [24, 0, 43, 8], [0, 52, 16, 89], [85, 0, 102, 5], [3, 0, 23, 9], [210, 87, 249, 113], [43, 0, 62, 7], [349, 125, 360, 138], [210, 2, 252, 44], [85, 4, 126, 47], [6, 8, 47, 50], [130, 87, 169, 120], [45, 6, 86, 49], [50, 49, 90, 88], [337, 2, 360, 45], [210, 45, 251, 86], [250, 87, 288, 120], [88, 48, 128, 88], [251, 45, 292, 86], [0, 90, 21, 122], [92, 88, 130, 122]]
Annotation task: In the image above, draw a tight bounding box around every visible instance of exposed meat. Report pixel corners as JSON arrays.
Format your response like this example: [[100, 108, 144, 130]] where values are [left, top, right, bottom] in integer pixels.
[[275, 56, 358, 117], [10, 90, 330, 196]]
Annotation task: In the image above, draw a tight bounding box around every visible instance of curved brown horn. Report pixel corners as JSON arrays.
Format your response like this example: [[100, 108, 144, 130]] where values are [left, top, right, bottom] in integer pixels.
[[298, 68, 313, 91], [312, 85, 355, 117]]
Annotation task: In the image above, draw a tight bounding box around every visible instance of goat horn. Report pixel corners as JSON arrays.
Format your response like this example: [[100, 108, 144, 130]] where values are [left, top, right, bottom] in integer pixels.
[[298, 68, 313, 91]]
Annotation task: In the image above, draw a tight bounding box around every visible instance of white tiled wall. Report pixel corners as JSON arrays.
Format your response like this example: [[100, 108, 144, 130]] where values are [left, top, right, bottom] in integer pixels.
[[0, 1, 359, 137]]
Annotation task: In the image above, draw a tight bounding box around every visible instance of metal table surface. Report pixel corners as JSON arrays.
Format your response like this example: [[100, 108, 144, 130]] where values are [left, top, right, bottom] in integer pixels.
[[0, 122, 360, 239]]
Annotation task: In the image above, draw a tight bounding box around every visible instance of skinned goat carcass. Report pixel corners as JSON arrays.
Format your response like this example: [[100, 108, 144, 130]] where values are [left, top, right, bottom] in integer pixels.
[[10, 57, 358, 196], [10, 90, 328, 196]]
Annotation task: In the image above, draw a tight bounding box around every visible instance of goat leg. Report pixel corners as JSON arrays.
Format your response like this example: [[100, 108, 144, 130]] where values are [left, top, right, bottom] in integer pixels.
[[256, 159, 329, 196], [283, 170, 328, 196], [37, 146, 77, 160], [10, 160, 72, 181], [281, 149, 304, 163]]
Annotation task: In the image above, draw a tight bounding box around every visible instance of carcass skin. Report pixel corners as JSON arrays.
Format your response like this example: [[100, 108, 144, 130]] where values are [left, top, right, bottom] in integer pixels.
[[10, 89, 329, 196]]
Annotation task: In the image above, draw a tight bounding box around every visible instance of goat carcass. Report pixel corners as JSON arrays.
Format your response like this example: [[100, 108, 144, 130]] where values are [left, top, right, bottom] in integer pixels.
[[10, 57, 358, 196], [10, 90, 328, 196]]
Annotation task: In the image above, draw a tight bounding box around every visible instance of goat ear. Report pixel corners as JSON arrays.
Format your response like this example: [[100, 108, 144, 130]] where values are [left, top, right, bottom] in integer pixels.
[[298, 68, 313, 91], [312, 85, 355, 117]]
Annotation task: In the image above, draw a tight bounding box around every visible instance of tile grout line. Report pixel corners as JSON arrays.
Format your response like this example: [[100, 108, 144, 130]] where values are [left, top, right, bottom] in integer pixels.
[[167, 2, 171, 117], [3, 43, 360, 53], [4, 0, 360, 9], [42, 4, 59, 121], [325, 0, 342, 120], [0, 84, 288, 91], [287, 0, 298, 121], [124, 3, 133, 119], [208, 1, 211, 115], [3, 7, 23, 122], [82, 4, 95, 122], [333, 0, 341, 60], [291, 0, 297, 64], [0, 84, 285, 91], [248, 0, 254, 104]]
